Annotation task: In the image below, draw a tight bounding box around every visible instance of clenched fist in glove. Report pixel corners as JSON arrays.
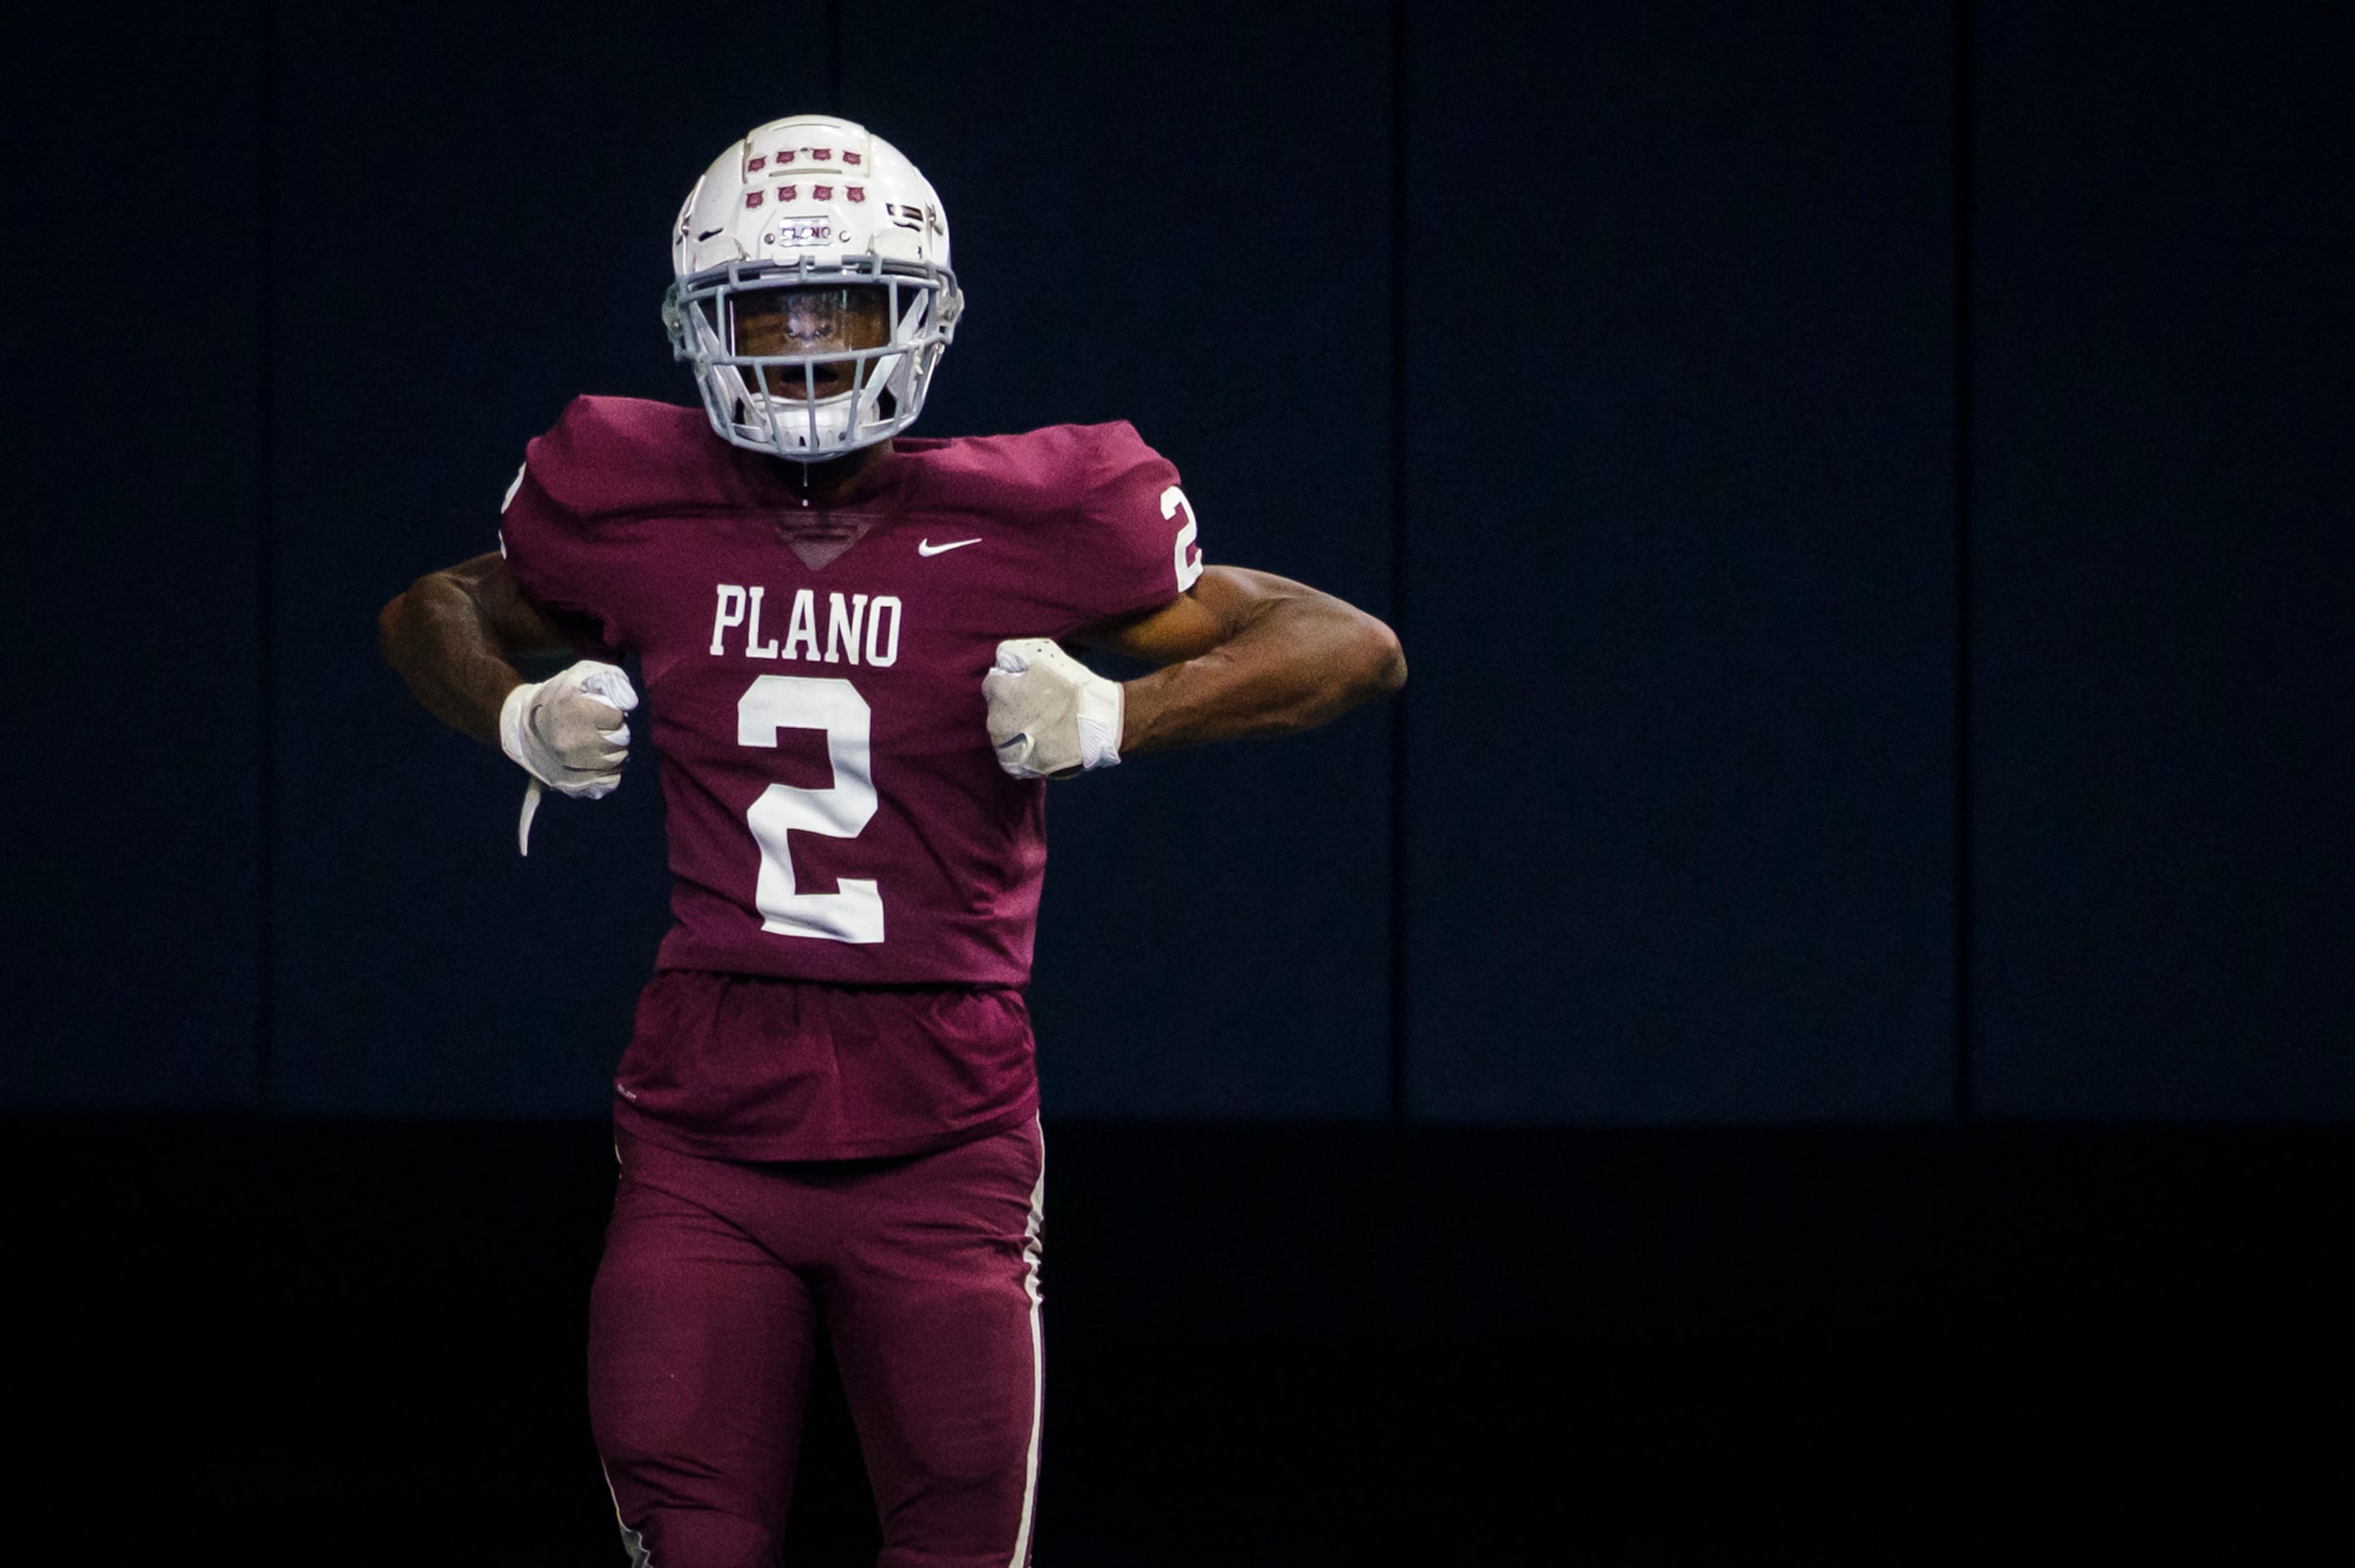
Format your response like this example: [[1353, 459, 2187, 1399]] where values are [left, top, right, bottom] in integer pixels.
[[984, 638, 1123, 780], [499, 660, 639, 799]]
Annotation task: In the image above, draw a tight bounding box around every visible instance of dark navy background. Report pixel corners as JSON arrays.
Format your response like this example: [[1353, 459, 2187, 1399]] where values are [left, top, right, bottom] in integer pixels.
[[4, 3, 2352, 1561], [7, 2, 2347, 1125]]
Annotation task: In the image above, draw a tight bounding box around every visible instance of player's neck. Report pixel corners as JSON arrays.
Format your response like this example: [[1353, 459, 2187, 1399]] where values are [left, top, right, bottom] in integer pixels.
[[781, 441, 891, 510]]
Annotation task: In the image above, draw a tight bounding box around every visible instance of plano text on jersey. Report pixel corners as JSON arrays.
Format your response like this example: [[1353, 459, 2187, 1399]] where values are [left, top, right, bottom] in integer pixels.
[[709, 583, 904, 666]]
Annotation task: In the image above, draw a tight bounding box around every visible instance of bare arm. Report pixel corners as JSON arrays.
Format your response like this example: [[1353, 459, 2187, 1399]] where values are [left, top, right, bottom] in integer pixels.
[[377, 552, 579, 746], [1076, 565, 1405, 755]]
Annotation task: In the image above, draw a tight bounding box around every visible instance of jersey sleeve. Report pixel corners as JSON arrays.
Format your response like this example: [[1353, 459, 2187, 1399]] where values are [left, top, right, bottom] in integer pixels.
[[1046, 422, 1205, 630], [495, 458, 631, 658]]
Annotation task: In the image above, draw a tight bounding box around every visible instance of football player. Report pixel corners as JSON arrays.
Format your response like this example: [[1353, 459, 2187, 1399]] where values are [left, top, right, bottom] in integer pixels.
[[379, 114, 1403, 1568]]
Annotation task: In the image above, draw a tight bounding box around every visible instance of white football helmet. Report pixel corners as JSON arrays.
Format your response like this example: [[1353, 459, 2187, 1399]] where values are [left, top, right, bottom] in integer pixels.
[[665, 115, 960, 462]]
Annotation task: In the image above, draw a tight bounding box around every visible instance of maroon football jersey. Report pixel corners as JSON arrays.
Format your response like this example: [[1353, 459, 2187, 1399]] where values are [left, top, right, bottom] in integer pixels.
[[498, 397, 1200, 1156]]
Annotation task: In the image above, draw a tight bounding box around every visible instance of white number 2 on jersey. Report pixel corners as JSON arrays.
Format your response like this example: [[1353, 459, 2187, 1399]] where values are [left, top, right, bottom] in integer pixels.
[[1162, 484, 1204, 591], [737, 675, 884, 943]]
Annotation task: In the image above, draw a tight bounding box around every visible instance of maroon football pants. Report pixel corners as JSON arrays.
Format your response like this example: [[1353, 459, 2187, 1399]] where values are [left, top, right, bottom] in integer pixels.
[[588, 1119, 1046, 1568]]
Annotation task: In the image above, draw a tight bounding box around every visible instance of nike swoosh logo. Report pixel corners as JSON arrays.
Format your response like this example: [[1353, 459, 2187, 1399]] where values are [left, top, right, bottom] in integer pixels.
[[918, 537, 982, 557]]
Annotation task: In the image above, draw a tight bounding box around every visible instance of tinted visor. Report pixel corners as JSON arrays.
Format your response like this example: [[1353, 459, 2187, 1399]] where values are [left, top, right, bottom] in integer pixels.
[[728, 285, 894, 358]]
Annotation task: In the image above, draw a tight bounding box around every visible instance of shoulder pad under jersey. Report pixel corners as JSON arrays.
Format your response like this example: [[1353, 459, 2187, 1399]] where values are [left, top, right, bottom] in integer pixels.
[[525, 395, 797, 519], [899, 421, 1162, 521]]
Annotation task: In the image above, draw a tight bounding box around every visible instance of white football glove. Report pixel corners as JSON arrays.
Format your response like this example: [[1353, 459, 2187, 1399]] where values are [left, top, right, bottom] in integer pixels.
[[984, 638, 1123, 780], [500, 660, 638, 797], [499, 661, 638, 856]]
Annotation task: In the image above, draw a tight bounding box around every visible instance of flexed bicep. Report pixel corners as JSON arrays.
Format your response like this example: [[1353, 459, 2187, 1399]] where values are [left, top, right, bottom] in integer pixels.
[[1071, 566, 1302, 666], [445, 552, 589, 659], [378, 552, 589, 746]]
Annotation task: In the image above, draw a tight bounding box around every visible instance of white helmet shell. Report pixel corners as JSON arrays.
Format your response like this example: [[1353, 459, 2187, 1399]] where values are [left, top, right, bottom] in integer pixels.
[[666, 115, 960, 462]]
